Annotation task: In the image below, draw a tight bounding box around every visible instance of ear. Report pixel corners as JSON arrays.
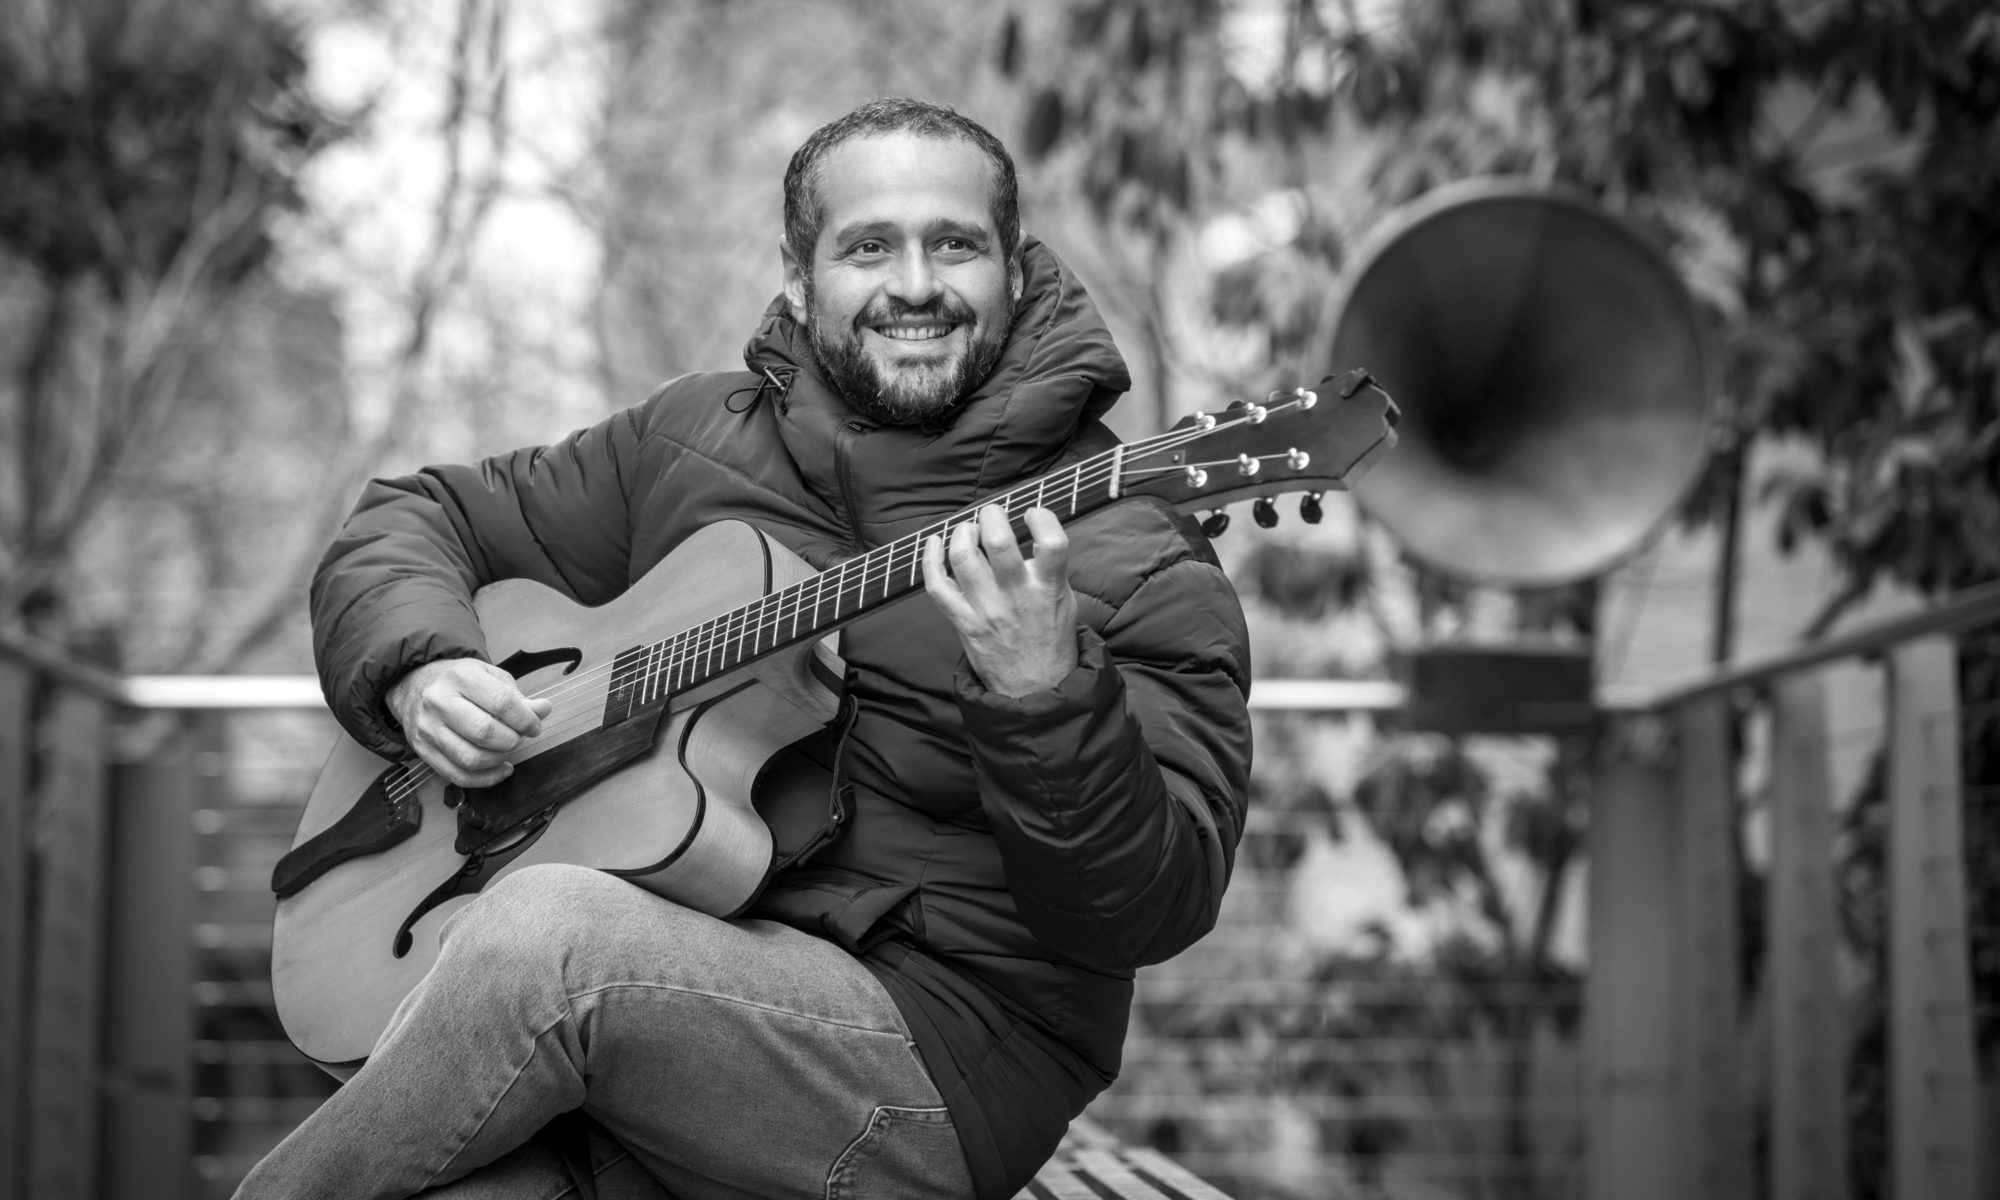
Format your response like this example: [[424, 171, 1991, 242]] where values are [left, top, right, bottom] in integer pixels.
[[781, 237, 808, 320]]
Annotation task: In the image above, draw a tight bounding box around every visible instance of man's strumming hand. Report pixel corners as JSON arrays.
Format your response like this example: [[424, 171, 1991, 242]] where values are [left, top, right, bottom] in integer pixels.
[[385, 658, 554, 787]]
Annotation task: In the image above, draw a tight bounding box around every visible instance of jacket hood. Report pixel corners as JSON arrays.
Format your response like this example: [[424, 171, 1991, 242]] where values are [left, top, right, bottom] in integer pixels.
[[741, 236, 1132, 543]]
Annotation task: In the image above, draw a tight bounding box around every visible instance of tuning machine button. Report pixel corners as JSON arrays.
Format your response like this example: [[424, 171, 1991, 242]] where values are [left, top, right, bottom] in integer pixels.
[[1253, 497, 1278, 528], [1201, 510, 1230, 537], [1301, 492, 1324, 524]]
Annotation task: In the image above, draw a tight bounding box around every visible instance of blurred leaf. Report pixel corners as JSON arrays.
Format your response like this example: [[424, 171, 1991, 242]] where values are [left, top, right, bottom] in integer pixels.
[[996, 9, 1021, 77], [1021, 86, 1065, 160]]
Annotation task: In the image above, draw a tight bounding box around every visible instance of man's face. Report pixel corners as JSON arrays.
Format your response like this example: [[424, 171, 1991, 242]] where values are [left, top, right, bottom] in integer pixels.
[[784, 133, 1020, 427]]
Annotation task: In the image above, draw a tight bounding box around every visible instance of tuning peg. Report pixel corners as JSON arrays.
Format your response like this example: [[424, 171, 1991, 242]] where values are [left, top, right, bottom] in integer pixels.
[[1253, 497, 1279, 528], [1201, 510, 1230, 537], [1300, 492, 1324, 524]]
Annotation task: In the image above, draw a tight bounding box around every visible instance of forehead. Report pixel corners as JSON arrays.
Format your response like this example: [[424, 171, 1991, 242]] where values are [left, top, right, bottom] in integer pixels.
[[813, 133, 999, 247]]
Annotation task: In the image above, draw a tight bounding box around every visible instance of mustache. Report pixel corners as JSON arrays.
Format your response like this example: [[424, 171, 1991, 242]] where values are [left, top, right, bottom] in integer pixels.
[[854, 297, 976, 328]]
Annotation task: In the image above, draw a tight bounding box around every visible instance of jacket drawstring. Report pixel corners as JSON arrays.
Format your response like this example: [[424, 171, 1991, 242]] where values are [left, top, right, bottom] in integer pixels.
[[724, 365, 794, 414]]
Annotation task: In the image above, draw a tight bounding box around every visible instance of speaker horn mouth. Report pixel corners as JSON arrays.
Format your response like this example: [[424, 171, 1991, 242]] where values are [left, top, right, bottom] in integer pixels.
[[1318, 179, 1715, 586]]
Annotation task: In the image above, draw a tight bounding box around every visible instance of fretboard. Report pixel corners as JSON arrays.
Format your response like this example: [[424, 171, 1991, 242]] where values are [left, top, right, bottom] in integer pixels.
[[600, 442, 1132, 719]]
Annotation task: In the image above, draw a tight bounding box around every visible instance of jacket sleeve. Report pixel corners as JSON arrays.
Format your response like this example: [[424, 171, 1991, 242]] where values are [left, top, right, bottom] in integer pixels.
[[310, 406, 646, 757], [953, 547, 1252, 972]]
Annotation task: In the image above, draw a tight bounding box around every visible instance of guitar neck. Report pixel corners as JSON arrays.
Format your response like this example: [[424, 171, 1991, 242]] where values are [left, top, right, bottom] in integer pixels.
[[605, 448, 1129, 715], [605, 369, 1395, 715]]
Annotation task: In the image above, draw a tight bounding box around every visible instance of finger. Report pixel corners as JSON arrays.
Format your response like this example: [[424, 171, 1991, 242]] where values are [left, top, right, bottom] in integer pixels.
[[417, 726, 513, 788], [459, 663, 547, 737], [977, 504, 1028, 581], [436, 691, 527, 753], [922, 533, 962, 607], [1022, 507, 1070, 580], [946, 517, 994, 596]]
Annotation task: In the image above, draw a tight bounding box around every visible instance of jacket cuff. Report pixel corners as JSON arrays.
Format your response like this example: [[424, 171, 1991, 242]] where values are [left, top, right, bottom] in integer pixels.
[[343, 644, 485, 759], [951, 625, 1109, 727]]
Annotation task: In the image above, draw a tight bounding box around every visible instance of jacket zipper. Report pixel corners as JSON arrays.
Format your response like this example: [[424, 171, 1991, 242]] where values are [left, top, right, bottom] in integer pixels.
[[833, 418, 869, 549]]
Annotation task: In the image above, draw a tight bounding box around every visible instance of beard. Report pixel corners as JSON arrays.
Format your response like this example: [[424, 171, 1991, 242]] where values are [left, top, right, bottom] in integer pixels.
[[803, 288, 1012, 429]]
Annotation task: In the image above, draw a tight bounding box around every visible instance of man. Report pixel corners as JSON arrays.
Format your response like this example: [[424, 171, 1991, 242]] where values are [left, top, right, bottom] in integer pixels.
[[242, 98, 1251, 1200]]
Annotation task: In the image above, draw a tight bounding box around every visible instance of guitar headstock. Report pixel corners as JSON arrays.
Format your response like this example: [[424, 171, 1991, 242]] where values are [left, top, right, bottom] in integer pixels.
[[1119, 369, 1400, 518]]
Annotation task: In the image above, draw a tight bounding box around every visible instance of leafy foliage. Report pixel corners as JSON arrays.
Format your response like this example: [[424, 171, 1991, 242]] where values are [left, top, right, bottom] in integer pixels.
[[0, 0, 333, 290], [1019, 0, 1998, 1192], [0, 0, 343, 660]]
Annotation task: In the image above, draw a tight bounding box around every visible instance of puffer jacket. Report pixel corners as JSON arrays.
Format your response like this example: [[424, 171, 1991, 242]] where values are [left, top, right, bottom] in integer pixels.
[[309, 237, 1253, 1199]]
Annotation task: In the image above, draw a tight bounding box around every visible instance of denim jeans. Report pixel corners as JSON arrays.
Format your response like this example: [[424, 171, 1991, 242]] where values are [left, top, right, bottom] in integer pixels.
[[236, 863, 973, 1200]]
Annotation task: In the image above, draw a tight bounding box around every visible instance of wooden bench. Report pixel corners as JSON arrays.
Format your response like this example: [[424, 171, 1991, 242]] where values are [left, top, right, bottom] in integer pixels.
[[1014, 1118, 1234, 1199]]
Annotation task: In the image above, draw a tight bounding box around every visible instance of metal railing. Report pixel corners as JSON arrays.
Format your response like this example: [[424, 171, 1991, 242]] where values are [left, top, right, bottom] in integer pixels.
[[3, 581, 1996, 1199]]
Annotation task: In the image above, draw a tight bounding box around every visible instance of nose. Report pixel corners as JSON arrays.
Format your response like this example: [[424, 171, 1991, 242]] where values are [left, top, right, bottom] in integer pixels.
[[885, 249, 941, 306]]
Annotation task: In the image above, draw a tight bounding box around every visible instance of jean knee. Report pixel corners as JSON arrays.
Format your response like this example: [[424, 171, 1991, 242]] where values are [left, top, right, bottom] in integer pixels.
[[438, 863, 619, 972]]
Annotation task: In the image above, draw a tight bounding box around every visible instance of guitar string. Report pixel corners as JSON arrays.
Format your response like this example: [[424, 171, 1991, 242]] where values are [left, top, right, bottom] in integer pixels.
[[373, 401, 1316, 803], [414, 413, 1237, 729], [375, 396, 1321, 801]]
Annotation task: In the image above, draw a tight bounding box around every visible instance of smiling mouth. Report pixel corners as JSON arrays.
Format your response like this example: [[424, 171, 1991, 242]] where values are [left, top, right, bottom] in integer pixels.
[[873, 323, 960, 343]]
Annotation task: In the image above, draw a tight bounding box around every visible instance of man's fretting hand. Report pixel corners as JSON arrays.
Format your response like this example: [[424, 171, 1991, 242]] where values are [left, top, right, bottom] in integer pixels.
[[922, 504, 1080, 698], [386, 658, 553, 787]]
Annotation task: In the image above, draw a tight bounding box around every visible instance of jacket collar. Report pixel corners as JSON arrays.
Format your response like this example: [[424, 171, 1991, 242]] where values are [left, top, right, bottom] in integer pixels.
[[742, 237, 1132, 543]]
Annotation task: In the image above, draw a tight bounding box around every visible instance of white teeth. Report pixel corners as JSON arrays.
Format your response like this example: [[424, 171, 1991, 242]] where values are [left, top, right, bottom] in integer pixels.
[[877, 325, 953, 342]]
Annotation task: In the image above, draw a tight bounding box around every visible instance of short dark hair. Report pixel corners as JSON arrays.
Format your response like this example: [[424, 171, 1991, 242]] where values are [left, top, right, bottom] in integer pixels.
[[783, 98, 1021, 265]]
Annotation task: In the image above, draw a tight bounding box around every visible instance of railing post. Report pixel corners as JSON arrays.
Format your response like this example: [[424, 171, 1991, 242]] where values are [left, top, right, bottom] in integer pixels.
[[1674, 692, 1749, 1200], [0, 659, 30, 1200], [27, 686, 111, 1200], [101, 713, 209, 1200], [1885, 637, 1976, 1200], [1585, 720, 1684, 1200], [1768, 673, 1848, 1200]]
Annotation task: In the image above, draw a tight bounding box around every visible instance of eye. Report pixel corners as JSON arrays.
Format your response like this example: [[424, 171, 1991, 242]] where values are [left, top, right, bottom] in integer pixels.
[[847, 238, 889, 258]]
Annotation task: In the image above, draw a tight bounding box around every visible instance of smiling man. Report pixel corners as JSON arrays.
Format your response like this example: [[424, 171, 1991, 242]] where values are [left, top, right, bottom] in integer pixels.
[[241, 99, 1252, 1200]]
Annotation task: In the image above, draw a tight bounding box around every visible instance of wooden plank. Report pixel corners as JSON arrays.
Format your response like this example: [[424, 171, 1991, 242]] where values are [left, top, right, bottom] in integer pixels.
[[1886, 637, 1976, 1200], [0, 659, 30, 1200], [100, 716, 208, 1200], [1767, 673, 1849, 1200], [1024, 1161, 1103, 1200], [1584, 728, 1684, 1200], [26, 688, 110, 1200], [1068, 1149, 1175, 1198], [1674, 692, 1749, 1200], [1117, 1145, 1240, 1200]]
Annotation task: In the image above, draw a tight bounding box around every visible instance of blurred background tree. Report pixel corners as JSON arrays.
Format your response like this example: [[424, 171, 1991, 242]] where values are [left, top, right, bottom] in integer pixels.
[[1016, 0, 1997, 1194], [0, 0, 341, 667]]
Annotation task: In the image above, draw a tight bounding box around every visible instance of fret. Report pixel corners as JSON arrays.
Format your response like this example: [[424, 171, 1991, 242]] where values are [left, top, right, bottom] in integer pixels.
[[643, 640, 663, 706], [746, 595, 767, 658], [604, 644, 648, 724], [834, 559, 859, 623], [1068, 463, 1080, 516], [866, 551, 882, 610]]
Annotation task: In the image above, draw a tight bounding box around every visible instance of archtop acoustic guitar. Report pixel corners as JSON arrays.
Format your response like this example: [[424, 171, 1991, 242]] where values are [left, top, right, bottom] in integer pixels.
[[270, 370, 1396, 1070]]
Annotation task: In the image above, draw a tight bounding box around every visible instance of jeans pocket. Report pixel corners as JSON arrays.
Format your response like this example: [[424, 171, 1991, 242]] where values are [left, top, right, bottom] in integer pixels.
[[824, 1105, 971, 1200]]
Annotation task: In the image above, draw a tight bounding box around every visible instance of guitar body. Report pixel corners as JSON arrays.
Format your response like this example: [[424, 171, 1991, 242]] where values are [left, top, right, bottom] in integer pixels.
[[271, 521, 844, 1069]]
